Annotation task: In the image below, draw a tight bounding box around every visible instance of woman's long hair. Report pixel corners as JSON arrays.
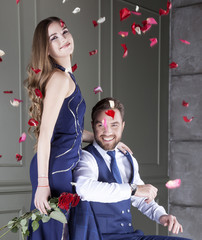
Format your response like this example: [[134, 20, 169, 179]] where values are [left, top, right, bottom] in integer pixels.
[[24, 17, 62, 151]]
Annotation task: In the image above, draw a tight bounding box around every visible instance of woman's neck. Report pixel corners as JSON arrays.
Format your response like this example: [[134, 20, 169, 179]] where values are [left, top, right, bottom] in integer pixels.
[[55, 56, 72, 72]]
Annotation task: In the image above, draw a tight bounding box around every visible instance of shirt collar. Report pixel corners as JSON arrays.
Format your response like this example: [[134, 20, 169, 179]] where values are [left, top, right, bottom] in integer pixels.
[[93, 140, 119, 156]]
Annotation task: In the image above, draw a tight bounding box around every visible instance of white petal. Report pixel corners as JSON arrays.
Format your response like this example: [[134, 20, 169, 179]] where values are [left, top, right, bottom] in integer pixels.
[[97, 17, 106, 24], [109, 100, 115, 108], [72, 7, 81, 14], [135, 5, 139, 12], [135, 27, 141, 35], [0, 50, 5, 57], [10, 100, 20, 107]]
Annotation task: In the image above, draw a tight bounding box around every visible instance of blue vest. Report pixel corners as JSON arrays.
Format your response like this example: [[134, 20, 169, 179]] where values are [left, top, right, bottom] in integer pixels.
[[85, 144, 135, 235]]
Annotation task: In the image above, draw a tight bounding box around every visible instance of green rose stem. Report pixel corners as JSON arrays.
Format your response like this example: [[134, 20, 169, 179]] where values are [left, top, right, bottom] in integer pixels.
[[0, 209, 38, 239]]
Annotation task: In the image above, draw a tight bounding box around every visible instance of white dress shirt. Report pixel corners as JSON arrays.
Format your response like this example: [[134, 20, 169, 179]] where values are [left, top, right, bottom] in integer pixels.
[[74, 141, 167, 223]]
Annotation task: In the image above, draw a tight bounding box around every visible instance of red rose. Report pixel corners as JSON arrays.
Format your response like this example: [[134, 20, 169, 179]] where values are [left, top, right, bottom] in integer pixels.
[[58, 193, 74, 211], [71, 194, 80, 207]]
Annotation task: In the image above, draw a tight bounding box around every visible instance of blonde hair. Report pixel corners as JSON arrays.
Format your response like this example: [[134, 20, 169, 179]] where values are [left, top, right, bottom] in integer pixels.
[[24, 17, 63, 151]]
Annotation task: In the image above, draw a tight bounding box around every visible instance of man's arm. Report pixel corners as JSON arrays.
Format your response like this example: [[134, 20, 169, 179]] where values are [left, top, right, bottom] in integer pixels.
[[74, 150, 131, 202]]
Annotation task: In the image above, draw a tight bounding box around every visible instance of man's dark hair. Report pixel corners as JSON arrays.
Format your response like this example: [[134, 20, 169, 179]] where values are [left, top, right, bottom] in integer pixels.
[[91, 97, 125, 123]]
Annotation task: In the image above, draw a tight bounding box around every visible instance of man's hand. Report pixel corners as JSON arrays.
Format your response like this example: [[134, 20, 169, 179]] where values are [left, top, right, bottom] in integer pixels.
[[159, 215, 183, 234], [134, 184, 158, 203]]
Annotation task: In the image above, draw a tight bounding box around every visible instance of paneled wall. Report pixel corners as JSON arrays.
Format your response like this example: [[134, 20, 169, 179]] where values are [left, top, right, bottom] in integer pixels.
[[169, 1, 202, 239], [0, 0, 170, 238]]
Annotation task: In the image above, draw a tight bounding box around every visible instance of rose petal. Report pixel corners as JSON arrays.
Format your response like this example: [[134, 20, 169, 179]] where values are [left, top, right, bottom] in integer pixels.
[[183, 116, 194, 122], [16, 0, 20, 4], [62, 0, 66, 3], [19, 132, 27, 143], [72, 7, 81, 14], [150, 38, 158, 47], [120, 8, 131, 21], [121, 44, 128, 58], [60, 19, 65, 28], [16, 154, 22, 162], [118, 31, 128, 37], [72, 63, 78, 72], [109, 100, 115, 108], [180, 39, 190, 45], [0, 155, 2, 158], [28, 118, 39, 127], [141, 24, 152, 33], [71, 194, 80, 207], [0, 50, 5, 57], [105, 109, 115, 119], [3, 91, 13, 94], [167, 1, 172, 10], [166, 179, 181, 189], [35, 89, 43, 98], [102, 118, 107, 131], [97, 17, 106, 24], [131, 23, 136, 35], [159, 9, 167, 16], [135, 26, 141, 35], [159, 1, 171, 16], [146, 17, 157, 25], [92, 20, 98, 27], [131, 11, 142, 16], [10, 99, 20, 107], [169, 62, 178, 69], [31, 67, 41, 74], [135, 5, 139, 12], [182, 100, 189, 107], [93, 86, 103, 94], [0, 57, 2, 62], [89, 49, 98, 56]]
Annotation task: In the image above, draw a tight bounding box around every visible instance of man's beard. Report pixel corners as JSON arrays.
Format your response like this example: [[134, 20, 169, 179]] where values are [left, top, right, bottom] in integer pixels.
[[95, 136, 122, 151]]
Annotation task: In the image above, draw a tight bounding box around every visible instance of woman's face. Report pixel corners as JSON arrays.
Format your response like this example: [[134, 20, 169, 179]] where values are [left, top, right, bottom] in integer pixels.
[[48, 21, 74, 60]]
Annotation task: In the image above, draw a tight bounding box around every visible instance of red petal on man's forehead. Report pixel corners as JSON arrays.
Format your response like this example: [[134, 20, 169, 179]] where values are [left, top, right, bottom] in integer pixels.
[[105, 110, 115, 119]]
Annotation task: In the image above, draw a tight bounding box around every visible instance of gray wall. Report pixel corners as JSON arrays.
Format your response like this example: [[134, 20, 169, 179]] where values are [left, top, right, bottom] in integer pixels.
[[169, 1, 202, 240]]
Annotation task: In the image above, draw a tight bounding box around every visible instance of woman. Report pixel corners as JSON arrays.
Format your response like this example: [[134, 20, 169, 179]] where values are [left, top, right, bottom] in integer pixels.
[[25, 16, 130, 240]]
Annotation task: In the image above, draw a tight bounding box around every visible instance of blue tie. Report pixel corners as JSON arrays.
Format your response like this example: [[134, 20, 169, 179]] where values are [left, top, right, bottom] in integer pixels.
[[107, 150, 122, 184]]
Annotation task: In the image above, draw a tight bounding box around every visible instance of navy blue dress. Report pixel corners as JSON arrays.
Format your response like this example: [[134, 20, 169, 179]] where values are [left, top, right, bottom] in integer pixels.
[[28, 72, 86, 240]]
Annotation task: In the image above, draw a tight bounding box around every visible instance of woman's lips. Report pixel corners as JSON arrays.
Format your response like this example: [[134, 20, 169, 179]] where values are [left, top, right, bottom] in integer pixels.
[[61, 42, 70, 49]]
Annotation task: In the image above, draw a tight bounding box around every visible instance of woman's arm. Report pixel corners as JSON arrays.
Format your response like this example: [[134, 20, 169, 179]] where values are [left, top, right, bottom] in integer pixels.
[[82, 129, 94, 143], [34, 71, 72, 214]]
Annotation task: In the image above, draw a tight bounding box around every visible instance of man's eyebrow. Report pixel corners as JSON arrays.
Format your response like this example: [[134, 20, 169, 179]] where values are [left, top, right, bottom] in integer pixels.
[[94, 120, 102, 124]]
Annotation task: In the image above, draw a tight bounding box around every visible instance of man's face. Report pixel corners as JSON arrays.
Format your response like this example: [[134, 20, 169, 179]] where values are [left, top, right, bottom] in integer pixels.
[[92, 109, 125, 150]]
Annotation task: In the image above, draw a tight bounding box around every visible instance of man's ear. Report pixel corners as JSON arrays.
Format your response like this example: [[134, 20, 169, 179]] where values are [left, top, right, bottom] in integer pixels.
[[122, 121, 125, 129]]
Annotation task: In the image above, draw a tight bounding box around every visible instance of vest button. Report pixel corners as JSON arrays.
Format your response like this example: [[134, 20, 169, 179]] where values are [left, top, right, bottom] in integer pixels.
[[127, 209, 130, 213], [129, 223, 132, 226], [121, 223, 124, 227], [121, 210, 125, 214]]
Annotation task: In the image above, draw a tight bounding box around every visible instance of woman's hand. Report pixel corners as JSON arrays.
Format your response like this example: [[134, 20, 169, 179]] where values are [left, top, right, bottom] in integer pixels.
[[117, 142, 133, 155], [34, 178, 51, 215]]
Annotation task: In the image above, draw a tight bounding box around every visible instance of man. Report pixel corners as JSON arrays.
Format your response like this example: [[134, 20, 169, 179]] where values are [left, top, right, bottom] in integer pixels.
[[72, 98, 191, 240]]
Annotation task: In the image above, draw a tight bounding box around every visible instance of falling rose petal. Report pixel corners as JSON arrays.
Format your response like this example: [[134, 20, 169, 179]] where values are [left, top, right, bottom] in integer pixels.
[[16, 154, 22, 162], [72, 63, 78, 72], [60, 19, 65, 27], [131, 11, 142, 16], [97, 17, 106, 24], [120, 8, 131, 21], [166, 179, 181, 189], [89, 49, 98, 56], [135, 26, 141, 35], [180, 39, 190, 45], [118, 31, 128, 37], [159, 9, 167, 16], [31, 67, 41, 74], [102, 118, 107, 131], [141, 23, 152, 33], [92, 20, 98, 27], [135, 5, 140, 12], [105, 109, 115, 119], [109, 100, 115, 109], [131, 23, 136, 35], [62, 0, 66, 3], [0, 50, 5, 57], [0, 155, 2, 158], [167, 1, 172, 10], [121, 44, 128, 58], [150, 38, 158, 47], [93, 86, 103, 94], [35, 89, 43, 98], [3, 91, 13, 94], [28, 118, 39, 127], [72, 7, 81, 14], [183, 116, 194, 122], [146, 17, 157, 25], [0, 57, 2, 62], [169, 62, 178, 69], [16, 0, 20, 4], [19, 132, 26, 143], [10, 98, 23, 107], [182, 100, 189, 107], [159, 1, 171, 16]]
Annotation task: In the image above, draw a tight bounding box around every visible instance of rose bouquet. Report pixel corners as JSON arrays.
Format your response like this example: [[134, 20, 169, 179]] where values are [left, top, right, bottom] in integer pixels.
[[0, 192, 80, 239]]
